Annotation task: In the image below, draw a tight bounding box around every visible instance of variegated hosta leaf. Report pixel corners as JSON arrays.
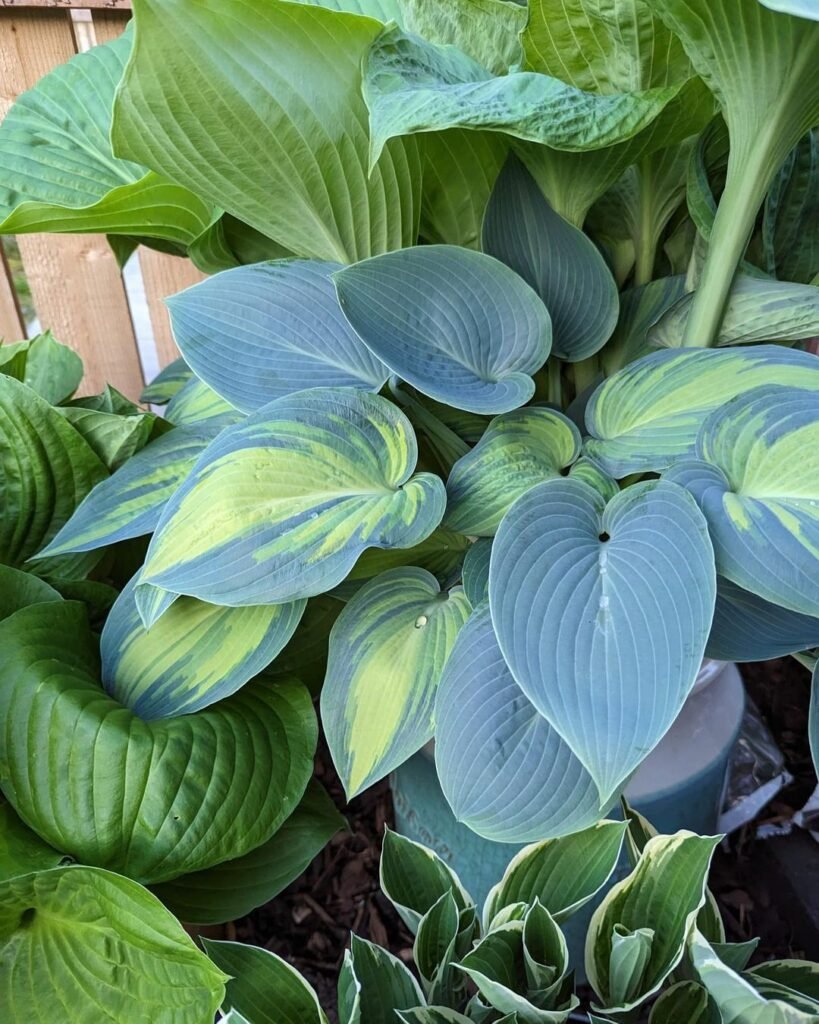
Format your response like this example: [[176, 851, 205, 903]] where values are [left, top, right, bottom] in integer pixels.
[[461, 539, 492, 606], [141, 357, 192, 405], [707, 577, 819, 662], [482, 155, 619, 362], [568, 458, 619, 502], [434, 606, 606, 843], [444, 408, 580, 536], [483, 819, 629, 930], [203, 940, 328, 1024], [334, 245, 552, 415], [0, 866, 227, 1024], [490, 478, 715, 802], [413, 890, 461, 999], [112, 0, 421, 264], [341, 934, 426, 1024], [0, 601, 316, 884], [165, 376, 245, 429], [140, 388, 445, 616], [167, 260, 389, 414], [666, 386, 819, 617], [101, 574, 306, 720], [584, 345, 819, 477], [650, 981, 722, 1024], [587, 833, 721, 1015], [747, 961, 819, 1014], [322, 567, 471, 798], [39, 425, 218, 557]]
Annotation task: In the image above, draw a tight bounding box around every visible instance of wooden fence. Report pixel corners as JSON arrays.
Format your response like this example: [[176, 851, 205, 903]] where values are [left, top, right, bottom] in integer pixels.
[[0, 0, 205, 401]]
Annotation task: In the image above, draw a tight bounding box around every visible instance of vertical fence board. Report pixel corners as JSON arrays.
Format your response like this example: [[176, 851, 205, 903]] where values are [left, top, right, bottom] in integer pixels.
[[88, 9, 129, 43], [138, 251, 205, 369], [0, 244, 24, 340]]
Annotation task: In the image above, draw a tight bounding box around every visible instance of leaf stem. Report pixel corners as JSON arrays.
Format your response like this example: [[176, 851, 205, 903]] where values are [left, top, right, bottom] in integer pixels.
[[546, 356, 564, 408], [633, 161, 658, 287]]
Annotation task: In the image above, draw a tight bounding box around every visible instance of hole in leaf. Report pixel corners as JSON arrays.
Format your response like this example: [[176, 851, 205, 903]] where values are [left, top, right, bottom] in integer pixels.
[[598, 532, 610, 542]]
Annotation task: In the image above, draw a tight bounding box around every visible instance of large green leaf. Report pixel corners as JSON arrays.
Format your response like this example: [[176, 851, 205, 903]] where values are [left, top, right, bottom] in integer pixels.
[[0, 564, 61, 624], [666, 386, 819, 617], [139, 388, 445, 616], [167, 261, 389, 414], [0, 865, 227, 1023], [0, 601, 316, 884], [444, 408, 581, 536], [101, 573, 306, 719], [322, 567, 471, 798], [490, 478, 715, 801], [399, 0, 527, 75], [334, 246, 552, 415], [113, 0, 421, 263], [434, 606, 606, 843], [707, 577, 819, 662], [584, 345, 819, 477], [0, 802, 67, 882], [17, 330, 83, 405]]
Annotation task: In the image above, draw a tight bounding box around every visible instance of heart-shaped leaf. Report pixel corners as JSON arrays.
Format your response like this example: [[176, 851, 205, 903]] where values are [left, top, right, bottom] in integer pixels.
[[0, 602, 316, 884], [167, 260, 389, 414], [490, 478, 715, 801], [334, 245, 551, 414], [707, 577, 819, 662], [140, 388, 446, 615], [322, 567, 471, 798], [444, 408, 580, 536]]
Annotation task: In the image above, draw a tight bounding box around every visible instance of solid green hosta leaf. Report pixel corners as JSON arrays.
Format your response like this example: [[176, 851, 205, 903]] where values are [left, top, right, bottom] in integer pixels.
[[0, 866, 227, 1023], [444, 408, 580, 536], [335, 246, 552, 415], [322, 567, 471, 798], [666, 386, 819, 616], [0, 601, 316, 884], [165, 376, 245, 429], [140, 389, 445, 613], [482, 156, 618, 362], [490, 478, 715, 802], [152, 780, 344, 925], [0, 375, 107, 568], [0, 802, 66, 882], [298, 0, 402, 17], [483, 819, 629, 929], [600, 277, 688, 375], [341, 934, 426, 1024], [19, 330, 83, 405], [461, 539, 492, 606], [56, 406, 156, 471], [101, 574, 306, 719], [142, 357, 192, 405], [650, 981, 722, 1024], [167, 261, 389, 414], [0, 564, 61, 623], [649, 276, 819, 349], [587, 833, 721, 1014], [203, 940, 328, 1024], [113, 0, 420, 263], [584, 345, 819, 477], [435, 606, 606, 843], [399, 0, 527, 75], [0, 33, 217, 246], [707, 577, 819, 662], [764, 130, 819, 283]]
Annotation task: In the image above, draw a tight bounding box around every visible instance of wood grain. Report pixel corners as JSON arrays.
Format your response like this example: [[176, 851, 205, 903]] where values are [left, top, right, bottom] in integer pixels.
[[138, 250, 205, 369], [1, 2, 132, 9]]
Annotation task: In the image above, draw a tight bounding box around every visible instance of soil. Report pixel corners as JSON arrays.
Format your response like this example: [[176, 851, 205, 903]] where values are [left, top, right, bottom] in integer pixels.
[[234, 657, 816, 1021]]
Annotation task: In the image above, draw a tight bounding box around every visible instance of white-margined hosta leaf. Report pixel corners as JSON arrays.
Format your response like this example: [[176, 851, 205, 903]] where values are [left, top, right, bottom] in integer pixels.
[[341, 934, 426, 1024], [165, 376, 245, 429], [398, 1009, 474, 1024], [0, 601, 316, 884], [461, 539, 492, 606], [112, 0, 421, 263], [167, 261, 389, 414], [707, 577, 819, 662], [649, 981, 722, 1024], [434, 606, 606, 843], [322, 567, 471, 798], [584, 345, 819, 477], [490, 478, 715, 803], [444, 408, 580, 536], [587, 833, 721, 1016], [140, 389, 445, 617], [334, 246, 552, 415], [101, 574, 306, 719], [482, 155, 619, 362], [666, 386, 819, 617], [0, 866, 227, 1024], [38, 425, 218, 557]]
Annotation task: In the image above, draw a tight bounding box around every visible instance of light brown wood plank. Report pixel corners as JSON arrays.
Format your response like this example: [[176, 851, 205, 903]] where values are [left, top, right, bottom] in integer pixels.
[[138, 250, 205, 369], [0, 244, 25, 340], [1, 2, 132, 10], [88, 8, 129, 43]]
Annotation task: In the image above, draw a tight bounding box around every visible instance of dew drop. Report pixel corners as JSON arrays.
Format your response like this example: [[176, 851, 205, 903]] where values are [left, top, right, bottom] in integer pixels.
[[415, 615, 428, 628]]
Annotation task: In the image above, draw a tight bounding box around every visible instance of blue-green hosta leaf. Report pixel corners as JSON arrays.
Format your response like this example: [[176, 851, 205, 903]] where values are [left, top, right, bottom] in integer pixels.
[[444, 408, 580, 536], [334, 246, 552, 415], [39, 425, 218, 557], [112, 0, 421, 263], [152, 780, 344, 925], [490, 478, 716, 802], [483, 818, 629, 929], [322, 567, 471, 798], [165, 376, 245, 429], [342, 934, 426, 1024], [0, 33, 218, 247], [19, 330, 83, 405], [600, 277, 688, 375], [666, 386, 819, 617], [0, 601, 316, 884], [461, 540, 492, 606], [0, 802, 67, 882], [707, 577, 819, 662], [482, 156, 619, 362], [759, 0, 819, 16], [650, 981, 722, 1024], [101, 574, 306, 719], [764, 129, 819, 284], [399, 0, 527, 75], [0, 564, 61, 623], [0, 866, 227, 1024], [140, 389, 445, 615], [141, 357, 193, 405], [167, 261, 389, 414], [203, 940, 328, 1024], [584, 345, 819, 477], [434, 606, 606, 843], [587, 833, 721, 1015], [56, 406, 157, 472]]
